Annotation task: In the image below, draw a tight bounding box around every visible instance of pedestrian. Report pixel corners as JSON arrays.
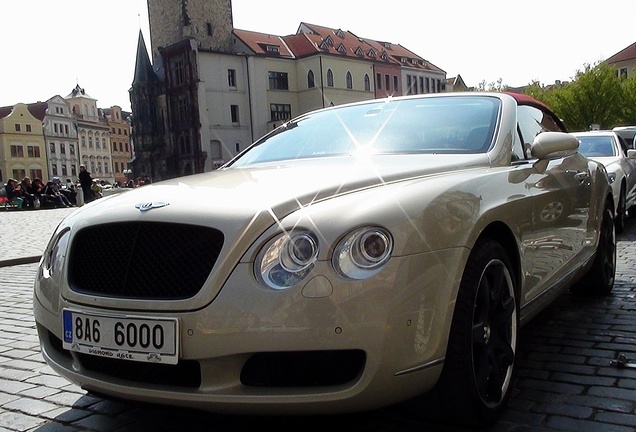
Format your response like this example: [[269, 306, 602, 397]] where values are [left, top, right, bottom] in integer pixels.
[[78, 165, 94, 203]]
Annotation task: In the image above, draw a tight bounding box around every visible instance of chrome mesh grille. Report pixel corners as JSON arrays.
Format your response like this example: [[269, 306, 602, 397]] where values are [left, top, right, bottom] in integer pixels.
[[68, 222, 224, 299]]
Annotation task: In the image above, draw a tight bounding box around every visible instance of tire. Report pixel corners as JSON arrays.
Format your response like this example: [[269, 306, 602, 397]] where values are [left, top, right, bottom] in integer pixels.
[[615, 186, 626, 234], [429, 239, 518, 427], [571, 203, 616, 295]]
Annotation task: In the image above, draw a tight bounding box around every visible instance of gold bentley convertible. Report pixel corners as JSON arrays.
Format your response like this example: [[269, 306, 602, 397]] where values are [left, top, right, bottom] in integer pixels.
[[33, 92, 616, 427]]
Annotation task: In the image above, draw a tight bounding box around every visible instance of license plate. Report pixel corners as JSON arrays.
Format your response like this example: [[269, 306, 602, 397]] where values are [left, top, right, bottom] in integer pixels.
[[63, 309, 179, 365]]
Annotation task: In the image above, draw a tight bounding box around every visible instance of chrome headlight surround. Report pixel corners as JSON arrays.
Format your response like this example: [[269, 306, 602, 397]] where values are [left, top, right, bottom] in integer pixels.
[[255, 231, 319, 290], [333, 226, 393, 280]]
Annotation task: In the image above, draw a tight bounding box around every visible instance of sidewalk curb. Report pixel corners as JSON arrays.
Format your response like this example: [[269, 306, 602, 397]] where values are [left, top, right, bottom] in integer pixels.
[[0, 256, 41, 268]]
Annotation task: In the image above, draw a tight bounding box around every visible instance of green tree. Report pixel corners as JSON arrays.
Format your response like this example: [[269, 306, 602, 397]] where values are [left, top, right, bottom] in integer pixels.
[[525, 63, 624, 131], [620, 72, 636, 125]]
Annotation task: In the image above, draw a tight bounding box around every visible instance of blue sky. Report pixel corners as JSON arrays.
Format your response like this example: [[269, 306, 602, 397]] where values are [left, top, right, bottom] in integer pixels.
[[1, 0, 634, 111]]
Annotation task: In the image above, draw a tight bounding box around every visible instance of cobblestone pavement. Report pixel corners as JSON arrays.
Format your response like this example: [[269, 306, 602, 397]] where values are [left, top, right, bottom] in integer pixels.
[[1, 207, 636, 431]]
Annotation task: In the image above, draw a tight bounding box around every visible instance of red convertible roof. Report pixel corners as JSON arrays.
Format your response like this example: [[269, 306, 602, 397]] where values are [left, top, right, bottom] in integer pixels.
[[504, 91, 567, 132]]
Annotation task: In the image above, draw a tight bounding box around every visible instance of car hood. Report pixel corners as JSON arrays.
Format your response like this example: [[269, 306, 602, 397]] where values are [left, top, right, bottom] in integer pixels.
[[78, 154, 490, 224]]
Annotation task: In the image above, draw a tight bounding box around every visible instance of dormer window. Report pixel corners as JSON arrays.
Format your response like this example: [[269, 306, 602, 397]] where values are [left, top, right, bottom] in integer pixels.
[[324, 36, 334, 47], [337, 43, 346, 53], [382, 42, 391, 48], [266, 45, 280, 53], [355, 47, 364, 56], [400, 57, 407, 63], [381, 51, 389, 61], [411, 59, 417, 65], [320, 41, 329, 50], [336, 29, 345, 38], [368, 49, 376, 58]]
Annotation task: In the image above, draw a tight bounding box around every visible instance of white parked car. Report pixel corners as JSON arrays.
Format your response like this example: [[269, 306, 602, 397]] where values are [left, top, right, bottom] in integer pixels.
[[572, 130, 636, 233]]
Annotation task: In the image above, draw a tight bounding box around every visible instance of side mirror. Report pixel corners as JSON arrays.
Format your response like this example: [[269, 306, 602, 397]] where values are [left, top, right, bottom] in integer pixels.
[[530, 132, 579, 160], [627, 149, 636, 158]]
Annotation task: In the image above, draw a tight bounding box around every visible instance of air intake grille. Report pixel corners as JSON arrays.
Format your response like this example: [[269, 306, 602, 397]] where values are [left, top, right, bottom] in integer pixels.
[[68, 222, 224, 299]]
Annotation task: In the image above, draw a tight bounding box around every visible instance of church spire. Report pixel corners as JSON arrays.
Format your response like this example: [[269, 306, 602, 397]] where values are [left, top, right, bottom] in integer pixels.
[[132, 30, 157, 85]]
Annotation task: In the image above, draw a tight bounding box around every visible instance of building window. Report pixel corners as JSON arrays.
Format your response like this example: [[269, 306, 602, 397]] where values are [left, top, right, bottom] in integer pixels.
[[119, 142, 123, 152], [65, 124, 69, 135], [376, 73, 382, 90], [15, 124, 20, 132], [385, 74, 390, 91], [268, 71, 289, 90], [61, 143, 66, 154], [419, 77, 425, 94], [426, 77, 430, 93], [174, 60, 185, 85], [619, 67, 628, 79], [228, 69, 236, 87], [88, 136, 93, 148], [26, 124, 32, 132], [231, 105, 239, 124], [52, 164, 58, 176], [364, 74, 370, 91], [71, 164, 77, 176], [406, 75, 412, 95], [393, 75, 398, 91], [50, 142, 56, 154], [70, 144, 75, 155], [62, 164, 68, 176], [327, 69, 334, 87], [346, 71, 353, 89], [307, 70, 315, 88], [177, 96, 188, 122], [112, 143, 116, 152], [27, 145, 40, 158], [270, 104, 291, 122], [30, 169, 42, 180], [206, 22, 213, 36]]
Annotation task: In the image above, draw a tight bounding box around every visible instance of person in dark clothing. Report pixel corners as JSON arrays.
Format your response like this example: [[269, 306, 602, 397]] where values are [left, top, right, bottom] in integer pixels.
[[78, 165, 94, 203]]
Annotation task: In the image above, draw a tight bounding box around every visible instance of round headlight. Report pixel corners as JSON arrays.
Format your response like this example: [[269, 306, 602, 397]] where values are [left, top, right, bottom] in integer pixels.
[[334, 227, 393, 279], [256, 231, 319, 290]]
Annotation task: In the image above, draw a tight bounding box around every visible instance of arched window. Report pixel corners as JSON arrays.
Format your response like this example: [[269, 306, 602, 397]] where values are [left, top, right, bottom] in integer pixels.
[[327, 69, 334, 87], [346, 71, 353, 89], [307, 70, 315, 88], [364, 74, 370, 91]]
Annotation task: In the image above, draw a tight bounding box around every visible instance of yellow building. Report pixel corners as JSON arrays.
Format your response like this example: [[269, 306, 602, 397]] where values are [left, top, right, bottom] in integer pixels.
[[0, 103, 47, 184], [103, 106, 133, 185]]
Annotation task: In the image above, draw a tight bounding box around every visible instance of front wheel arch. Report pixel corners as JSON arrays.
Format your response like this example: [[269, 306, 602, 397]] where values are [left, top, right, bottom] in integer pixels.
[[426, 238, 520, 427]]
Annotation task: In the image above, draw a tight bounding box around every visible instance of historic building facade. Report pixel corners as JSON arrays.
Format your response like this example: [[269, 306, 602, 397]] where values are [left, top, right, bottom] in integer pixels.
[[102, 106, 133, 185], [0, 103, 47, 183], [129, 0, 448, 182], [66, 85, 114, 184], [28, 96, 80, 182]]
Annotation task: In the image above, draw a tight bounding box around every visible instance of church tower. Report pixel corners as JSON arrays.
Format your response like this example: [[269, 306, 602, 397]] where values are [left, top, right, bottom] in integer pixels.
[[131, 0, 235, 181], [147, 0, 234, 61]]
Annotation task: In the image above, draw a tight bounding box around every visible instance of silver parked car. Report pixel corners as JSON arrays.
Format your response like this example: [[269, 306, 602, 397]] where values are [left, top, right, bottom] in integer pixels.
[[571, 130, 636, 233], [33, 92, 615, 428]]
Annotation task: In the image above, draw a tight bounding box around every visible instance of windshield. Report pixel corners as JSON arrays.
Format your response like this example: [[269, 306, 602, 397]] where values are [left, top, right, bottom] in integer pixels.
[[576, 135, 617, 157], [229, 96, 501, 167]]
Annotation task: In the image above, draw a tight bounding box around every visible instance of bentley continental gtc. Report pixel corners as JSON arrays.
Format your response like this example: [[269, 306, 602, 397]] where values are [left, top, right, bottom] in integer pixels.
[[33, 92, 616, 427]]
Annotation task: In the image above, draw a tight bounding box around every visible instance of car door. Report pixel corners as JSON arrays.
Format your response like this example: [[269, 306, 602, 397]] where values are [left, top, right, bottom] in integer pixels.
[[516, 104, 591, 302]]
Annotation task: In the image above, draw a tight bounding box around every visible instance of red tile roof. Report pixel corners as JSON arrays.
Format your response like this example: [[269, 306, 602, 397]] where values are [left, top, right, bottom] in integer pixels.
[[233, 22, 443, 73], [233, 29, 295, 58], [606, 42, 636, 64]]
